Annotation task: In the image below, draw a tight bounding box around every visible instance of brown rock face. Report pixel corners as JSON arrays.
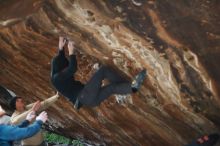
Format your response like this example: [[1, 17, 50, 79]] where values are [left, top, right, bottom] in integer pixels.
[[0, 0, 220, 145]]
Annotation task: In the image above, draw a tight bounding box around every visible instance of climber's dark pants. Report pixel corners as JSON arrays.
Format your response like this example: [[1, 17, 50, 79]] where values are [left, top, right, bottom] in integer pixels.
[[78, 66, 133, 107]]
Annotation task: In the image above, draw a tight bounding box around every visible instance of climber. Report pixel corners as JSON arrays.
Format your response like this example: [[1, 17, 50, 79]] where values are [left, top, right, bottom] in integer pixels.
[[0, 104, 48, 146], [51, 37, 147, 110], [186, 133, 220, 146], [9, 93, 59, 146]]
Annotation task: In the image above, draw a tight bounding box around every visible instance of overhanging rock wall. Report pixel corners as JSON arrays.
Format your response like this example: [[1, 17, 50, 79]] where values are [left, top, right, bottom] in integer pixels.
[[0, 0, 220, 145]]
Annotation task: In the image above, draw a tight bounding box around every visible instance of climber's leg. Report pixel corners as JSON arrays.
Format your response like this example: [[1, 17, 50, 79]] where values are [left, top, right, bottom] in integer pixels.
[[92, 82, 132, 106], [78, 66, 111, 106], [76, 66, 128, 107], [78, 67, 147, 106]]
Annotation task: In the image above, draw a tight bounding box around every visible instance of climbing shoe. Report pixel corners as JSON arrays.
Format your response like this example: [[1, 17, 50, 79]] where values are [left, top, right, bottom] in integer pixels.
[[131, 69, 147, 92], [74, 98, 83, 111]]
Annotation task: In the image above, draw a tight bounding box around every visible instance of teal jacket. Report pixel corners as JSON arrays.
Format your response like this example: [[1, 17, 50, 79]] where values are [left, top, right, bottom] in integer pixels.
[[0, 120, 43, 146]]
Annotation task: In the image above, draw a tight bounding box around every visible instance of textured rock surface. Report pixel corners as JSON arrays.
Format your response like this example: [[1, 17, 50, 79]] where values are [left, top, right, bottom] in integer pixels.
[[0, 0, 220, 145]]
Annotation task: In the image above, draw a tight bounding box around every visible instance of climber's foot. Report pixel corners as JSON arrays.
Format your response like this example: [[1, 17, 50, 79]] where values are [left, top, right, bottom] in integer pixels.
[[131, 69, 147, 93], [74, 98, 83, 111]]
